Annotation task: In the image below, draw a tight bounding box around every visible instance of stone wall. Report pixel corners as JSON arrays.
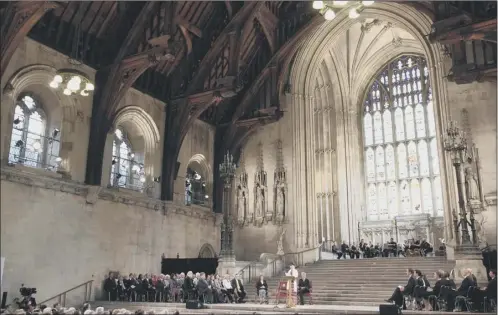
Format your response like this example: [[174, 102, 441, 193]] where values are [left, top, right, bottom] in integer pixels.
[[0, 166, 221, 302]]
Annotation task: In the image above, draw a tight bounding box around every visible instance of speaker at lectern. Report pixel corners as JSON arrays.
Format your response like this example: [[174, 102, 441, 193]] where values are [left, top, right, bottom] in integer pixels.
[[279, 275, 296, 308]]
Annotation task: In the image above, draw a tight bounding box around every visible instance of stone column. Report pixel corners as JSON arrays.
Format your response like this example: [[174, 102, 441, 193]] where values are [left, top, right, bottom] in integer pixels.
[[0, 90, 15, 165], [305, 93, 318, 247]]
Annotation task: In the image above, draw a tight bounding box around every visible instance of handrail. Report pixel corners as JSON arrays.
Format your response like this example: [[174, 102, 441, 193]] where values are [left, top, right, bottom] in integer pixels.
[[237, 245, 321, 284], [38, 280, 93, 307]]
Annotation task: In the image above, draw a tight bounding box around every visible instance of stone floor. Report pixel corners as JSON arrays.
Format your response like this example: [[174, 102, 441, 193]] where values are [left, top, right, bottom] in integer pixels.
[[96, 301, 495, 314]]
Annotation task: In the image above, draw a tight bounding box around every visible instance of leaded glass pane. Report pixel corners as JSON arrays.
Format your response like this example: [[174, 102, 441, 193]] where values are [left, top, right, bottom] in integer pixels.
[[366, 148, 375, 182], [431, 138, 440, 175], [421, 178, 433, 214], [415, 104, 426, 138], [375, 147, 385, 181], [400, 180, 410, 215], [368, 184, 377, 218], [427, 101, 436, 136], [374, 112, 383, 144], [408, 141, 418, 177], [395, 108, 405, 141], [405, 106, 415, 140], [397, 144, 407, 179], [434, 177, 444, 217], [388, 181, 397, 219], [364, 114, 373, 146], [385, 145, 395, 180], [418, 140, 430, 176], [378, 183, 388, 218], [383, 111, 393, 143], [410, 179, 421, 213]]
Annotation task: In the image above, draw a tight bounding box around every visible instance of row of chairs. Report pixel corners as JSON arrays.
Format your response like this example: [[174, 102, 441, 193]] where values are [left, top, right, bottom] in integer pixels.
[[407, 285, 496, 312]]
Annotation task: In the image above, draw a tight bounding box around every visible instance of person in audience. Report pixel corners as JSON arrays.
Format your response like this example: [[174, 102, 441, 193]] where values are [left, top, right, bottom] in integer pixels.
[[212, 274, 224, 303], [350, 243, 360, 259], [222, 274, 235, 303], [231, 274, 246, 303], [420, 239, 433, 257], [446, 268, 476, 312], [385, 268, 415, 308], [297, 272, 311, 305], [332, 241, 343, 259], [170, 274, 181, 302], [183, 271, 196, 300], [387, 238, 397, 257], [255, 275, 269, 304], [104, 272, 118, 301], [117, 275, 129, 301], [471, 269, 496, 311], [340, 241, 350, 259], [412, 270, 429, 310], [196, 272, 213, 303]]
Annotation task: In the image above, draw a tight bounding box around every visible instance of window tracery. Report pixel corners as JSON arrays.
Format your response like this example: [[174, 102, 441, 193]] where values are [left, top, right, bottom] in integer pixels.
[[110, 128, 145, 191], [363, 56, 443, 220]]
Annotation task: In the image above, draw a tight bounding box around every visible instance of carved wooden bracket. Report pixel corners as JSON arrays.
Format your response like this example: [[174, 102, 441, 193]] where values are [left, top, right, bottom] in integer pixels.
[[0, 1, 60, 78]]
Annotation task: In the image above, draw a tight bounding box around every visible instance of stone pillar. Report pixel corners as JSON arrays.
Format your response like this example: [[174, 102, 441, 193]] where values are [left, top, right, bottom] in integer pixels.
[[305, 93, 318, 247], [0, 91, 15, 165]]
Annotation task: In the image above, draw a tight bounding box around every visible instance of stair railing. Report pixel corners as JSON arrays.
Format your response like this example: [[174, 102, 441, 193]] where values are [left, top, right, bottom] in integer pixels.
[[237, 246, 321, 285], [38, 280, 93, 307]]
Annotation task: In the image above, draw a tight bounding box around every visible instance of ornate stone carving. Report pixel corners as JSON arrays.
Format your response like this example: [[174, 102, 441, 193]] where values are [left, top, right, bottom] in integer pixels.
[[273, 139, 287, 225], [360, 19, 381, 33], [254, 142, 268, 226], [276, 227, 286, 255], [235, 149, 250, 226]]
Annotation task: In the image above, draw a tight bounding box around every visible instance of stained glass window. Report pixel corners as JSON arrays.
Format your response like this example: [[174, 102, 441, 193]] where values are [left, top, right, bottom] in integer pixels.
[[363, 55, 443, 219], [9, 95, 60, 170]]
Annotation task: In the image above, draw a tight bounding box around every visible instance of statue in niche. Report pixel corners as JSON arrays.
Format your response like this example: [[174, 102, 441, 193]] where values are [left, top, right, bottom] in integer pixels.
[[464, 166, 480, 201], [236, 187, 246, 225], [276, 228, 286, 255], [276, 188, 285, 223]]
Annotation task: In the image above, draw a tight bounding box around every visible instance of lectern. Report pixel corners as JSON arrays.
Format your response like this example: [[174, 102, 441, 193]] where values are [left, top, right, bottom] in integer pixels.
[[280, 275, 296, 308]]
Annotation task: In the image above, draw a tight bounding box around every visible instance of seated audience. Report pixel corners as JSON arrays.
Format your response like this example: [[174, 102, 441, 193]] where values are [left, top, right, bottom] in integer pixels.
[[471, 269, 497, 311], [255, 275, 269, 304], [297, 272, 311, 305], [183, 271, 196, 300], [446, 268, 477, 312], [420, 239, 433, 257], [412, 270, 430, 310], [350, 243, 360, 259], [212, 274, 224, 303], [340, 241, 350, 259], [231, 274, 246, 303], [385, 268, 416, 308]]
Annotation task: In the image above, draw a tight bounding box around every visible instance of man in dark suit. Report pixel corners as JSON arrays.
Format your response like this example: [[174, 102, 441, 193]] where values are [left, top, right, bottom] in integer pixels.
[[231, 274, 246, 303], [104, 272, 117, 301], [447, 268, 477, 311], [341, 241, 350, 259], [385, 268, 416, 307], [196, 273, 212, 303], [471, 269, 496, 311], [183, 271, 196, 300], [297, 272, 311, 305]]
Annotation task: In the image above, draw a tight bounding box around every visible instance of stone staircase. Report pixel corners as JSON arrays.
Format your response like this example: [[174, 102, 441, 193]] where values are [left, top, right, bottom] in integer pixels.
[[249, 256, 455, 306]]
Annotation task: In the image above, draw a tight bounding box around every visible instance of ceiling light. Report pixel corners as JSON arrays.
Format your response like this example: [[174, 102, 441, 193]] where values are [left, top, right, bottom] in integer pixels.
[[129, 153, 135, 159], [50, 69, 94, 98], [324, 9, 336, 20], [49, 81, 59, 88], [362, 1, 374, 5], [80, 90, 89, 96], [32, 140, 42, 152], [63, 89, 71, 96], [349, 7, 360, 19], [333, 1, 348, 5], [312, 1, 324, 9], [55, 157, 62, 162], [205, 195, 209, 199], [53, 75, 63, 83], [85, 83, 94, 91]]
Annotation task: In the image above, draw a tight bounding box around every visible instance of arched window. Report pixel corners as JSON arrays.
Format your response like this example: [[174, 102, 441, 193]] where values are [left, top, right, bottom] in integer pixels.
[[109, 128, 145, 191], [9, 95, 61, 170], [363, 56, 443, 220]]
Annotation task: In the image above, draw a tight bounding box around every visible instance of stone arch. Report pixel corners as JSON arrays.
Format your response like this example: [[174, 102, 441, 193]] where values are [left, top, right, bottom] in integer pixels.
[[1, 64, 81, 172], [105, 106, 161, 190], [198, 243, 216, 258], [185, 153, 213, 205], [286, 2, 456, 246], [187, 153, 212, 182]]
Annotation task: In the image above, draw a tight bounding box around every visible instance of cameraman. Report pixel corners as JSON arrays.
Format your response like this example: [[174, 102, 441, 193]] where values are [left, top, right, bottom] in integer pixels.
[[17, 285, 37, 311]]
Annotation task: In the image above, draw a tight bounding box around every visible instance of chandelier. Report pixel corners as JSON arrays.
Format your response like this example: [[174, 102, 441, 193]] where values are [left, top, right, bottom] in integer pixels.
[[312, 1, 374, 21], [49, 3, 94, 97], [49, 69, 94, 96]]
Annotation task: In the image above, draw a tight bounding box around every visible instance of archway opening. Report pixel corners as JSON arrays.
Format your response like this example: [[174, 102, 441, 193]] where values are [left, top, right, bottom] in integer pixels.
[[198, 243, 216, 258], [185, 154, 212, 207]]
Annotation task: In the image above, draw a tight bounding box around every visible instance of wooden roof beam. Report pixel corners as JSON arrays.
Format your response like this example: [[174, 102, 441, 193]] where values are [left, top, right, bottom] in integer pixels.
[[434, 18, 497, 44], [0, 1, 60, 78]]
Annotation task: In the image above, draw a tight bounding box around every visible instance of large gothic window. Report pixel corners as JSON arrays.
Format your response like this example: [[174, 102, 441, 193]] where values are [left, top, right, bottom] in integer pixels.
[[110, 128, 145, 191], [363, 56, 443, 220], [9, 95, 60, 170]]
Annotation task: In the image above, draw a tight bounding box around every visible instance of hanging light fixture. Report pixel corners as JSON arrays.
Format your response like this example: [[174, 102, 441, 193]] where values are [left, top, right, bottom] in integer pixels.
[[49, 3, 93, 97], [312, 1, 373, 21]]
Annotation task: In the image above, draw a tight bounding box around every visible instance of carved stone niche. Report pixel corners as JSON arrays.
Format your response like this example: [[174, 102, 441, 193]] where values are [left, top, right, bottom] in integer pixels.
[[273, 169, 287, 225], [253, 170, 268, 227], [235, 172, 249, 227]]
